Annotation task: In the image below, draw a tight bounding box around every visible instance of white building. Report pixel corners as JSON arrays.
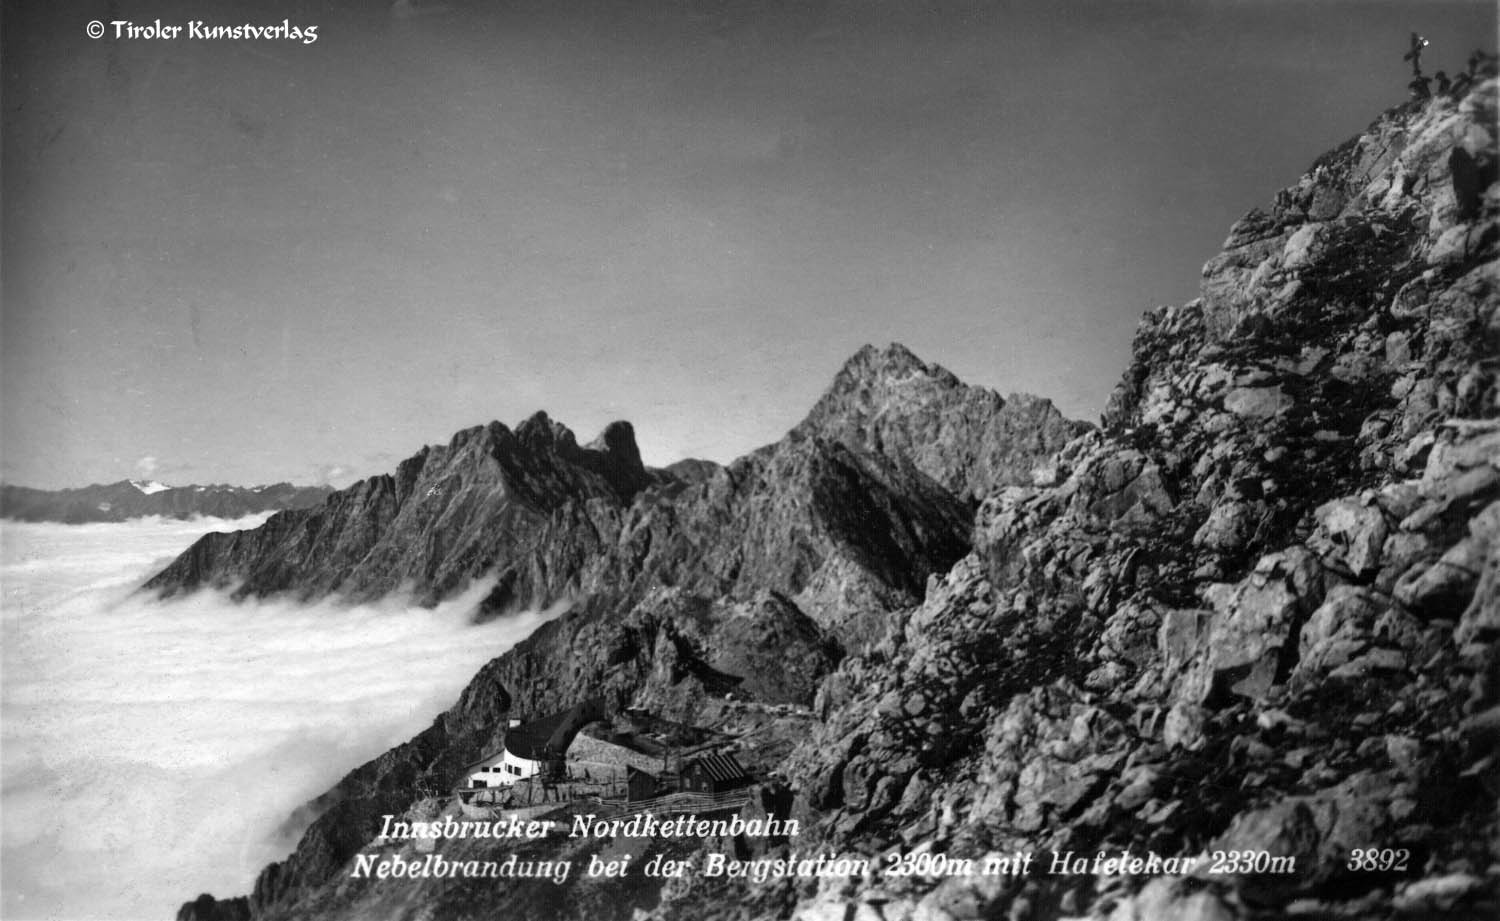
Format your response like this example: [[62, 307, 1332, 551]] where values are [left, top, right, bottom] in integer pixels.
[[462, 702, 604, 788], [463, 746, 546, 788]]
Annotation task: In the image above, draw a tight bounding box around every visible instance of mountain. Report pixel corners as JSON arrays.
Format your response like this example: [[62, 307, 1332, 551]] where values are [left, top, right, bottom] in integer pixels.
[[177, 78, 1497, 921], [145, 351, 1079, 638], [0, 481, 334, 523], [157, 351, 1080, 921], [794, 342, 1091, 502]]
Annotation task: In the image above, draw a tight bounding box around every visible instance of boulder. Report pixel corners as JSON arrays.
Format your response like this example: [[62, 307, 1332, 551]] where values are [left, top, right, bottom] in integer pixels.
[[1309, 497, 1388, 577]]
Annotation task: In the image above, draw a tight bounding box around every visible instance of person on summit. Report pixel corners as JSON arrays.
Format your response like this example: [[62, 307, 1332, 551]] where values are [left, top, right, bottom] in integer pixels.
[[1404, 32, 1432, 100], [1434, 70, 1452, 94], [1403, 32, 1429, 73]]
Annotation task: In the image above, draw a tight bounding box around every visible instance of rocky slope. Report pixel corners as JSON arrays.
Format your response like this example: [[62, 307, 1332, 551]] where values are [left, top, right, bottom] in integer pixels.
[[712, 79, 1499, 921], [178, 80, 1496, 921], [0, 480, 331, 523]]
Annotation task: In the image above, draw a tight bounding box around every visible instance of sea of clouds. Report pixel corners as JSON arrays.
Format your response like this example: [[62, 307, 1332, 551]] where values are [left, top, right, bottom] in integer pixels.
[[0, 515, 557, 920]]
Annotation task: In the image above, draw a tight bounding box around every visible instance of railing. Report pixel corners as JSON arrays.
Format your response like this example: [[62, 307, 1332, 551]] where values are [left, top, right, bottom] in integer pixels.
[[454, 778, 625, 806], [590, 788, 752, 818]]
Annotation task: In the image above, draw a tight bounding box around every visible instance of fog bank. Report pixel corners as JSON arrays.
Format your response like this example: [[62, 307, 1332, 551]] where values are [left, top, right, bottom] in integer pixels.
[[1, 516, 555, 920]]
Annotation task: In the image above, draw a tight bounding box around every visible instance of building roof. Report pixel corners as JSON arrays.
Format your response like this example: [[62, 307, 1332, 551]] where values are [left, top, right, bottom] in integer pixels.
[[683, 752, 749, 783], [504, 699, 606, 761], [460, 748, 507, 776]]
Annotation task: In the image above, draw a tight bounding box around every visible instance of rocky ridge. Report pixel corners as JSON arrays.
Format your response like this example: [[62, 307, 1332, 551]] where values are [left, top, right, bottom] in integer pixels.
[[179, 81, 1497, 921], [147, 348, 1079, 640]]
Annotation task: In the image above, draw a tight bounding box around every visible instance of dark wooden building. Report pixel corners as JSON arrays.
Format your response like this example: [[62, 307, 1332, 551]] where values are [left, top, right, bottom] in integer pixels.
[[681, 752, 750, 794], [625, 766, 660, 803]]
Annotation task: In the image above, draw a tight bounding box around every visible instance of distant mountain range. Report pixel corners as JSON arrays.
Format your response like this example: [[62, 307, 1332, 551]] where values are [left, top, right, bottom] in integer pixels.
[[0, 480, 334, 523]]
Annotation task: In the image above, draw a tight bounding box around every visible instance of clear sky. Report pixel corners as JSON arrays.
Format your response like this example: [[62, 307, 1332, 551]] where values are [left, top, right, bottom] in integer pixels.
[[3, 0, 1494, 489]]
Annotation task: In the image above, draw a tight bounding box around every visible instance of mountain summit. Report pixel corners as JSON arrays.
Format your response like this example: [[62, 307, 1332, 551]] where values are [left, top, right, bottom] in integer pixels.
[[797, 343, 1090, 500]]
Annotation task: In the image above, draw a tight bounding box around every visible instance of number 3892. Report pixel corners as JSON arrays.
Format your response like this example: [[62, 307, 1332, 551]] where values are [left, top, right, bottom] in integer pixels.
[[1347, 849, 1409, 872]]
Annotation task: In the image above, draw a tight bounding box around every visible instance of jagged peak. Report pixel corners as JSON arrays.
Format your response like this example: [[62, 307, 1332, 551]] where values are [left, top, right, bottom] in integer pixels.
[[798, 344, 970, 432], [800, 343, 989, 430], [514, 411, 579, 452], [472, 412, 650, 499], [787, 343, 1086, 499], [833, 343, 961, 390], [426, 413, 649, 488], [585, 420, 644, 471], [444, 420, 509, 451], [441, 415, 582, 457]]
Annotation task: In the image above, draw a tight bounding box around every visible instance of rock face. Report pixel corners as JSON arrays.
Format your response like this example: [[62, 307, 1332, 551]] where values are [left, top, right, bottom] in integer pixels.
[[0, 481, 331, 523], [795, 343, 1090, 501], [144, 415, 654, 605], [752, 80, 1499, 921], [177, 80, 1498, 921]]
